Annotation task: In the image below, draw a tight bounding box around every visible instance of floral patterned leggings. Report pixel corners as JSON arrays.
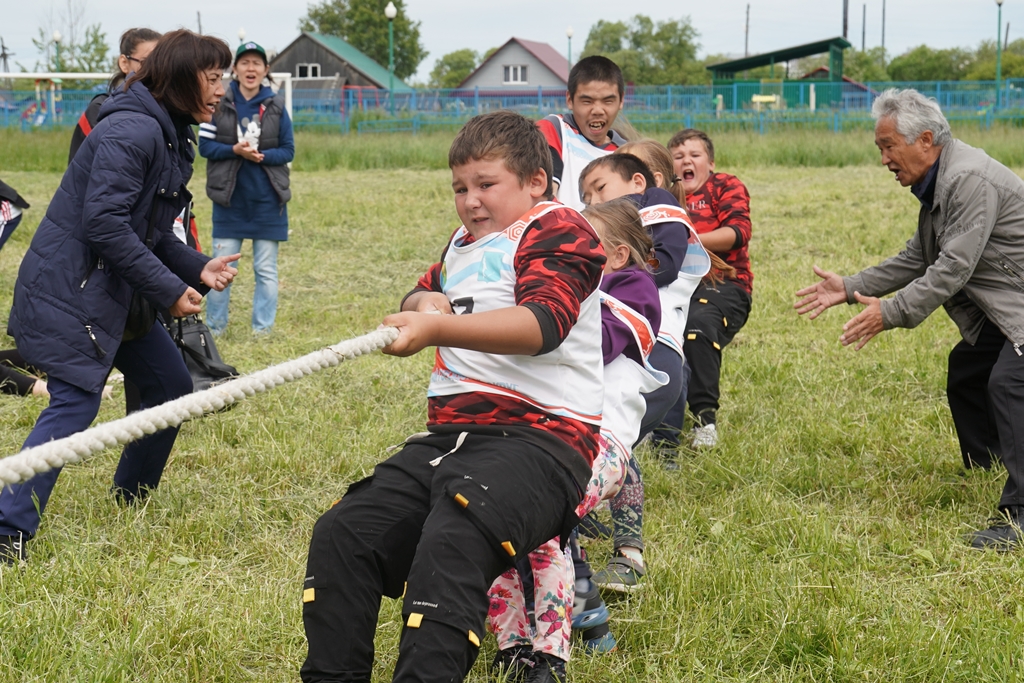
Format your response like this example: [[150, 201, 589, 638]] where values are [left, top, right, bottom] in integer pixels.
[[486, 435, 628, 660]]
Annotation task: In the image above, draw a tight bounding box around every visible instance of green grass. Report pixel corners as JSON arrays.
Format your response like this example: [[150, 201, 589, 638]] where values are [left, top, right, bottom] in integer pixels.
[[2, 161, 1024, 681], [7, 123, 1024, 174]]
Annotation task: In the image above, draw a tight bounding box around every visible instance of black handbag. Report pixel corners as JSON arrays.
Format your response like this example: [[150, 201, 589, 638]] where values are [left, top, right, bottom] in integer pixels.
[[165, 314, 238, 391], [122, 205, 162, 342]]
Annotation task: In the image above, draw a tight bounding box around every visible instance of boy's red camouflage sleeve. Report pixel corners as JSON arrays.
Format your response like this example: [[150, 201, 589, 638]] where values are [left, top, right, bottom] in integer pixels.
[[717, 175, 752, 248], [514, 209, 606, 352], [536, 117, 564, 187]]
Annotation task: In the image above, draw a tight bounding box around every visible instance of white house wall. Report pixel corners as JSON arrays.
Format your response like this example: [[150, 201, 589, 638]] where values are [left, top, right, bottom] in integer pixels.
[[462, 43, 564, 89]]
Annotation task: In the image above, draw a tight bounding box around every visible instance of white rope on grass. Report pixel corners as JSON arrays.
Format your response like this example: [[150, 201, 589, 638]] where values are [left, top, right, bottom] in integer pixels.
[[0, 326, 400, 487]]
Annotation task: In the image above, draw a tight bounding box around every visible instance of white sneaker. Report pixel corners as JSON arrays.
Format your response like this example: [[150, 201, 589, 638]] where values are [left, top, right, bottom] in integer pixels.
[[691, 423, 718, 449]]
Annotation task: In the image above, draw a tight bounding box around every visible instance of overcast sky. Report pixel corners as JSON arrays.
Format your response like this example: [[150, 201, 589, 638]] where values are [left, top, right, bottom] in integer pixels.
[[1, 0, 1019, 83]]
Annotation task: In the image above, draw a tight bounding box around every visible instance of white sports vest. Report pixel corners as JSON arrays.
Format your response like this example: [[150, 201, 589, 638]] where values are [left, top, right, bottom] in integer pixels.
[[553, 115, 615, 212], [640, 204, 711, 356], [599, 291, 668, 456], [428, 202, 604, 427]]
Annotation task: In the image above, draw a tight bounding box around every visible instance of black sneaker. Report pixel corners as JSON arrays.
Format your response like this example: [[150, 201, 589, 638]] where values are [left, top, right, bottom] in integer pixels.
[[0, 533, 27, 565], [969, 506, 1024, 551], [578, 511, 612, 540], [491, 645, 535, 683], [524, 653, 567, 683]]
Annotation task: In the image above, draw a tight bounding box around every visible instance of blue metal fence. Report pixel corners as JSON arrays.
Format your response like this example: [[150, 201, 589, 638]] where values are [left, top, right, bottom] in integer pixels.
[[4, 79, 1024, 133]]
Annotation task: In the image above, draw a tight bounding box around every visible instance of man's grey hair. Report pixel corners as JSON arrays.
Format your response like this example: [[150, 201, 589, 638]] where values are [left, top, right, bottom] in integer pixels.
[[871, 88, 952, 147]]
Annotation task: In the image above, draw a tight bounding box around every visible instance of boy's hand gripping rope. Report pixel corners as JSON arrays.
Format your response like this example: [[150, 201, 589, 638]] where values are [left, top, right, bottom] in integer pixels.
[[0, 327, 399, 487]]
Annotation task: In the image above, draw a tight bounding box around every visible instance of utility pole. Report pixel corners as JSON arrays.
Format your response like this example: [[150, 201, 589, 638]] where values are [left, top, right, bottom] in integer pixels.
[[843, 0, 849, 39], [745, 4, 750, 57], [0, 37, 13, 89], [197, 12, 203, 34], [882, 0, 886, 53], [862, 4, 867, 51]]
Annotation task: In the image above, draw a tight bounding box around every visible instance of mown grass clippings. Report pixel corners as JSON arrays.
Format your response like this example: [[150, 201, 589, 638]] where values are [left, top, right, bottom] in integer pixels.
[[2, 161, 1024, 681]]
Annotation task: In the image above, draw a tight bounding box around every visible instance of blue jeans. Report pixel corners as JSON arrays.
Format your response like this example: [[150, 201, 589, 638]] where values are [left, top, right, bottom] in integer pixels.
[[0, 323, 193, 538], [206, 238, 279, 333]]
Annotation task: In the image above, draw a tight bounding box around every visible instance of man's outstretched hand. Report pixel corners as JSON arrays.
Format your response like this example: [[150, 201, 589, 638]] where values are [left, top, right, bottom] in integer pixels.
[[840, 292, 883, 350], [794, 265, 848, 319]]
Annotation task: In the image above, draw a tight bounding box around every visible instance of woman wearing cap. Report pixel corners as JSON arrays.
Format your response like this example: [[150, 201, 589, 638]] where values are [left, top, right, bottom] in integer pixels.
[[199, 41, 294, 336]]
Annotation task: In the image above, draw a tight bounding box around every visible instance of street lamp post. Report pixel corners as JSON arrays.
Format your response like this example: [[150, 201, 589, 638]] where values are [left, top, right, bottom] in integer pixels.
[[238, 28, 246, 45], [52, 30, 62, 72], [566, 26, 574, 69], [996, 0, 1004, 109], [385, 1, 397, 116]]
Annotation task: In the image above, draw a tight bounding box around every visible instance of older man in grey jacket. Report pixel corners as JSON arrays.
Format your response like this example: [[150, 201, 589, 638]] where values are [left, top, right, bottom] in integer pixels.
[[795, 88, 1024, 550]]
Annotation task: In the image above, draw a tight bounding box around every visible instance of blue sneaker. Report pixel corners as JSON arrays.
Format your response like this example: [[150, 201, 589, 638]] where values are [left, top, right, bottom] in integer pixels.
[[572, 578, 617, 653]]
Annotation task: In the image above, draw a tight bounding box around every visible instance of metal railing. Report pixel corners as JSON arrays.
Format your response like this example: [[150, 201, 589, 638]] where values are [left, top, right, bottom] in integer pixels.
[[4, 78, 1023, 134]]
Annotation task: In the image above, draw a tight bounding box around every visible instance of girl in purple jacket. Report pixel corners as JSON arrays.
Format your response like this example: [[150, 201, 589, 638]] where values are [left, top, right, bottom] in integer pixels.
[[487, 198, 664, 681]]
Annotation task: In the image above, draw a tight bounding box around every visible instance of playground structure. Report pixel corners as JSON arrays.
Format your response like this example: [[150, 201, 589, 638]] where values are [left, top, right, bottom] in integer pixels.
[[0, 72, 293, 130]]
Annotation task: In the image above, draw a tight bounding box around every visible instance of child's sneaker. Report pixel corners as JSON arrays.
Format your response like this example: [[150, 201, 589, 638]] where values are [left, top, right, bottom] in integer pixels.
[[491, 645, 535, 682], [524, 652, 567, 683], [0, 533, 26, 565], [690, 423, 718, 449], [592, 554, 645, 593], [578, 511, 612, 540], [572, 578, 617, 653]]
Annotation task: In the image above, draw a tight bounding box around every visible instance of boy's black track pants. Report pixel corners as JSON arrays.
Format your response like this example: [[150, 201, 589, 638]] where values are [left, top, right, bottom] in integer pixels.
[[300, 431, 580, 683]]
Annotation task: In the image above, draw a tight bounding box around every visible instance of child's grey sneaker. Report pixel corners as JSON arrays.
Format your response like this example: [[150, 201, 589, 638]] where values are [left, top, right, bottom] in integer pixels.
[[491, 645, 535, 683], [690, 423, 718, 449], [592, 554, 645, 593]]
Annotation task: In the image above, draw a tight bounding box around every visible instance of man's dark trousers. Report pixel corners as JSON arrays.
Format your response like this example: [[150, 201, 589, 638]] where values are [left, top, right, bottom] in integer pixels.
[[300, 431, 580, 683], [948, 318, 1024, 509]]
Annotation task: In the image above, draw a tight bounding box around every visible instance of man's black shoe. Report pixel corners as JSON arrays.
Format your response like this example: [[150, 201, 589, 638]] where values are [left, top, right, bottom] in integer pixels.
[[524, 653, 566, 683], [0, 533, 27, 565], [969, 506, 1024, 551]]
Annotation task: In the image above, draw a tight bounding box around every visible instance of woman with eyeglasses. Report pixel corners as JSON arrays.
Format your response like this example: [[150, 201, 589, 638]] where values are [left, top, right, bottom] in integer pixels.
[[1, 30, 239, 564], [69, 28, 161, 161]]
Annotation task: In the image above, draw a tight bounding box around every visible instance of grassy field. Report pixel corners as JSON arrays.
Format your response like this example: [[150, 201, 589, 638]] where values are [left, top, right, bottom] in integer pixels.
[[7, 123, 1024, 174], [2, 146, 1024, 681]]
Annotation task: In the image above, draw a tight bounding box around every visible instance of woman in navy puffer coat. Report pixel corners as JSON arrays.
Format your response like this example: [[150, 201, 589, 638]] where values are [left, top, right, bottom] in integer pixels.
[[0, 30, 238, 563]]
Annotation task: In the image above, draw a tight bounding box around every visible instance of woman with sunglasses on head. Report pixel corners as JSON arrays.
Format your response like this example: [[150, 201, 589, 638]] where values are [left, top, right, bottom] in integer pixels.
[[1, 29, 240, 564], [69, 28, 162, 162]]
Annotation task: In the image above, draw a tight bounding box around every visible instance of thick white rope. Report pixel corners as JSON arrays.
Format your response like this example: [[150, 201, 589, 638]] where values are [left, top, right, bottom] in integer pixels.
[[0, 327, 399, 487]]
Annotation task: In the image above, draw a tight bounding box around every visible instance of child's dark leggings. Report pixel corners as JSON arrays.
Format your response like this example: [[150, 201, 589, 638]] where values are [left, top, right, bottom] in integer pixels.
[[610, 456, 645, 551], [0, 349, 40, 396]]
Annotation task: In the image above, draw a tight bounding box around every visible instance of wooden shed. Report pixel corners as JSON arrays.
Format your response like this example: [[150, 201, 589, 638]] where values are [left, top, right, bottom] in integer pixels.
[[270, 32, 413, 92]]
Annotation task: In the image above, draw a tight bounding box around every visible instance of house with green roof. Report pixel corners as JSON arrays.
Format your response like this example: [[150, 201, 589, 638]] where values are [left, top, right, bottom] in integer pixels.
[[270, 32, 413, 92]]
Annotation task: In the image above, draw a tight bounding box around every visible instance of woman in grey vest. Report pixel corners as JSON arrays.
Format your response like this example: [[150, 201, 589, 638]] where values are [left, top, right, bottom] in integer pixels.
[[199, 41, 294, 335]]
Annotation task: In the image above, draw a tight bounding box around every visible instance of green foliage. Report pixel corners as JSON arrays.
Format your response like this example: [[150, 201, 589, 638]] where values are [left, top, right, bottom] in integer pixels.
[[298, 0, 427, 80], [887, 44, 974, 81], [299, 0, 347, 37], [965, 39, 1024, 80], [581, 14, 706, 85], [843, 47, 890, 83], [28, 23, 110, 73], [428, 49, 477, 89]]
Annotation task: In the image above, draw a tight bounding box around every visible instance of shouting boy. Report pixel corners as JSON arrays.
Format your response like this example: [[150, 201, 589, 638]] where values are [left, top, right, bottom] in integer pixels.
[[537, 56, 628, 210], [300, 111, 607, 683]]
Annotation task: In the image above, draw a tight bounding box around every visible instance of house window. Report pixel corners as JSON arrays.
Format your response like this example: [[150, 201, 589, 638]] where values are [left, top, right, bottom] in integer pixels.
[[503, 65, 528, 84], [296, 63, 321, 79]]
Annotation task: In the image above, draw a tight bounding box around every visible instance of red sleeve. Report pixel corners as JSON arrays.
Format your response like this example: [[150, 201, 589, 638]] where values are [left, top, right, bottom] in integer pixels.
[[514, 208, 605, 348], [536, 117, 562, 158], [716, 175, 752, 248]]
